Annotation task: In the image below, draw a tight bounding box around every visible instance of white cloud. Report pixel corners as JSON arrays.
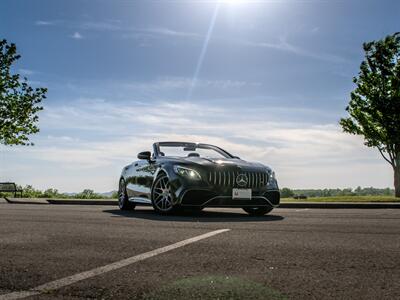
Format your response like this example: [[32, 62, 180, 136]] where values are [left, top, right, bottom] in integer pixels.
[[76, 20, 199, 40], [122, 77, 258, 91], [144, 27, 200, 38], [243, 36, 346, 63], [35, 20, 56, 26], [70, 32, 83, 39], [34, 19, 345, 63], [80, 20, 122, 31]]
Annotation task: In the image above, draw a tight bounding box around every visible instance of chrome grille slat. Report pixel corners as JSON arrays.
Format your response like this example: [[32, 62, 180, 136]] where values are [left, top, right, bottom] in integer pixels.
[[249, 172, 252, 188]]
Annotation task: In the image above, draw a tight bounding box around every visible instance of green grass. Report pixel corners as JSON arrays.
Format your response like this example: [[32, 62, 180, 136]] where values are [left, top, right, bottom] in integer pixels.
[[281, 195, 399, 202], [142, 275, 286, 300]]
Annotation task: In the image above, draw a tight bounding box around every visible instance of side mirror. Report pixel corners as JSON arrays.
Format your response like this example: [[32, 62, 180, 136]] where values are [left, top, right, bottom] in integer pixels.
[[137, 151, 151, 160]]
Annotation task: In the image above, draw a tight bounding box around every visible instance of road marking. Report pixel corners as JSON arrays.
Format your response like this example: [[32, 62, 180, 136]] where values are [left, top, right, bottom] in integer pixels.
[[0, 229, 230, 300], [295, 208, 310, 212]]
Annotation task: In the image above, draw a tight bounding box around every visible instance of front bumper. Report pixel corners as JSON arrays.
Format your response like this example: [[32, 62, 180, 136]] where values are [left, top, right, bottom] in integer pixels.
[[169, 172, 280, 208], [179, 189, 280, 208]]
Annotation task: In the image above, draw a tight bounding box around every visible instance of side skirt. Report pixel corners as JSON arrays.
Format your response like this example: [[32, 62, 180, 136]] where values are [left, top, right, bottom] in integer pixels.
[[128, 197, 152, 205]]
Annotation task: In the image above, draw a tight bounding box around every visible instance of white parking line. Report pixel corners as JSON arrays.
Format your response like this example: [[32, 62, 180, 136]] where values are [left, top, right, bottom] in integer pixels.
[[295, 208, 310, 212], [0, 229, 230, 300]]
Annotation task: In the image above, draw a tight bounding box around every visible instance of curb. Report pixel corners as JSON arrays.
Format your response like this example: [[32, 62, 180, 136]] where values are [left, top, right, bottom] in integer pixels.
[[280, 202, 400, 209], [3, 197, 48, 205], [47, 199, 117, 205]]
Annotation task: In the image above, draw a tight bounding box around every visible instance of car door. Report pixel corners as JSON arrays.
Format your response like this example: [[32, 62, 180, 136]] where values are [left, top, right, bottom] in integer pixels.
[[126, 159, 157, 201]]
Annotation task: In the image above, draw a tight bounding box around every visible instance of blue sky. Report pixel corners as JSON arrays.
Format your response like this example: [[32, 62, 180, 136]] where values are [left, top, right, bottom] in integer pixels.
[[0, 0, 399, 192]]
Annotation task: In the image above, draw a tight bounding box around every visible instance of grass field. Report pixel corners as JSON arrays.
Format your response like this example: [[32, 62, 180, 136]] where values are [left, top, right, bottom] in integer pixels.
[[281, 195, 399, 202]]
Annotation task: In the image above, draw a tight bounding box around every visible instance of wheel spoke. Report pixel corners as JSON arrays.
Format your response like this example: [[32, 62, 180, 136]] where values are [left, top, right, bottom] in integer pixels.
[[163, 177, 169, 187], [154, 190, 163, 196], [160, 179, 166, 189], [161, 198, 166, 210], [155, 197, 163, 205]]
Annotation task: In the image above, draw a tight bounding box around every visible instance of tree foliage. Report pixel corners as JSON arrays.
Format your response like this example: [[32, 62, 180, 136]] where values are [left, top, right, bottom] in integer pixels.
[[280, 187, 295, 198], [0, 39, 47, 145], [0, 185, 112, 199], [280, 187, 394, 198], [340, 32, 400, 196]]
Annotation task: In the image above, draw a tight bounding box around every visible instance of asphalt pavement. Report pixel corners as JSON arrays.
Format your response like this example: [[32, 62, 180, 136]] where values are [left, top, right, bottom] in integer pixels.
[[0, 203, 399, 299]]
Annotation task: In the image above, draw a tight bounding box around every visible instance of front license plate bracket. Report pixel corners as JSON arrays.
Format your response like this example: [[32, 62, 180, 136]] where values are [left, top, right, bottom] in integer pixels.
[[232, 188, 252, 199]]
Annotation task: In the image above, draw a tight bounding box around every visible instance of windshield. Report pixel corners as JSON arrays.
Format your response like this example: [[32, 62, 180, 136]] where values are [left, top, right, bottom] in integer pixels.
[[157, 143, 231, 159]]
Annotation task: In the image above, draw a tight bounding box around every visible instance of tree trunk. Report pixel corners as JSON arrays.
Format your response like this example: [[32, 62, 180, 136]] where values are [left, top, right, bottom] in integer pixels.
[[395, 165, 400, 198]]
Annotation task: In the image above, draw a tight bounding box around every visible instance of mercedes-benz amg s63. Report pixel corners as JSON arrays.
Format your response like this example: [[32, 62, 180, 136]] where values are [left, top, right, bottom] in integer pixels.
[[118, 142, 280, 215]]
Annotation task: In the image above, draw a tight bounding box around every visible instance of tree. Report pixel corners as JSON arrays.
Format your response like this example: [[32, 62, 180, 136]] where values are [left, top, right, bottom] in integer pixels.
[[340, 33, 400, 197], [0, 39, 47, 145], [280, 187, 294, 198]]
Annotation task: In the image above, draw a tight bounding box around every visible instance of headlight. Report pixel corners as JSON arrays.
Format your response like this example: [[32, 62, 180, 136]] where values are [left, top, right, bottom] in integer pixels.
[[267, 171, 276, 185], [173, 166, 202, 180]]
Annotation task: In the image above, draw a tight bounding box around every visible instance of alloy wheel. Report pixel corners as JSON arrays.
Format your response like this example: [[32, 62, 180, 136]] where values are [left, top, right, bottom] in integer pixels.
[[152, 175, 174, 212]]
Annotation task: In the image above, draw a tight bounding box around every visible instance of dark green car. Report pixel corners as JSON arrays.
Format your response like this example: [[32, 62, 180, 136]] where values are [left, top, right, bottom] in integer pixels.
[[118, 141, 280, 215]]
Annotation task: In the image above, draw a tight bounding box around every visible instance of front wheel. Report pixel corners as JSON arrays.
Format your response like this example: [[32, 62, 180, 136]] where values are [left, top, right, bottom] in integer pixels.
[[243, 206, 273, 216], [118, 179, 135, 210], [151, 173, 178, 214]]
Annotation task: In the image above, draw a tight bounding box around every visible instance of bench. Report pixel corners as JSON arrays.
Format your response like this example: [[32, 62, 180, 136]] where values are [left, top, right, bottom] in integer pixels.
[[0, 182, 23, 198]]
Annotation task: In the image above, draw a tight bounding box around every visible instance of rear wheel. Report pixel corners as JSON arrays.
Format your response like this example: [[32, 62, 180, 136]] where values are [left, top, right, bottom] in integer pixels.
[[243, 206, 273, 216], [151, 173, 178, 214], [118, 179, 135, 210]]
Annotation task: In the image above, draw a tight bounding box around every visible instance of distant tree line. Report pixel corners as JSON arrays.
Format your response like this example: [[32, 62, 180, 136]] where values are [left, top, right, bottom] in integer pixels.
[[0, 185, 395, 199], [0, 185, 118, 199], [280, 187, 395, 198]]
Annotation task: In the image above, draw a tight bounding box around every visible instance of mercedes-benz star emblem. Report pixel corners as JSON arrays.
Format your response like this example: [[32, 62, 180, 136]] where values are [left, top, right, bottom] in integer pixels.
[[236, 174, 248, 187]]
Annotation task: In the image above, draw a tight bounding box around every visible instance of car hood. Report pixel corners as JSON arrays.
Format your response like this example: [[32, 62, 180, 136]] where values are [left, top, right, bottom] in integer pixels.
[[163, 157, 271, 172]]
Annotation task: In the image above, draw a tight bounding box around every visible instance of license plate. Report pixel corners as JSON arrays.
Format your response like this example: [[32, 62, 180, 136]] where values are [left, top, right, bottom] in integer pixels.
[[232, 188, 252, 199]]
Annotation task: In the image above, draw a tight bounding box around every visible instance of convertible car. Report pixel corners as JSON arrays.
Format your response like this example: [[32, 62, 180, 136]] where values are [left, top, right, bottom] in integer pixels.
[[118, 142, 280, 215]]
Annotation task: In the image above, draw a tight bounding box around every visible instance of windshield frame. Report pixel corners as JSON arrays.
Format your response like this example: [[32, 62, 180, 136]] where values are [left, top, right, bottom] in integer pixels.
[[153, 142, 234, 159]]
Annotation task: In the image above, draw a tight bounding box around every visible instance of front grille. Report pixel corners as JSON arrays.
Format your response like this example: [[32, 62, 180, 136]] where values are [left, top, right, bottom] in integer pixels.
[[207, 170, 268, 188]]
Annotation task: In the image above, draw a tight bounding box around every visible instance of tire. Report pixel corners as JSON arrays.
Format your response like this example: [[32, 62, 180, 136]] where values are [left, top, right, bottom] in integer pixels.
[[118, 179, 135, 210], [151, 173, 178, 214], [242, 206, 273, 216]]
